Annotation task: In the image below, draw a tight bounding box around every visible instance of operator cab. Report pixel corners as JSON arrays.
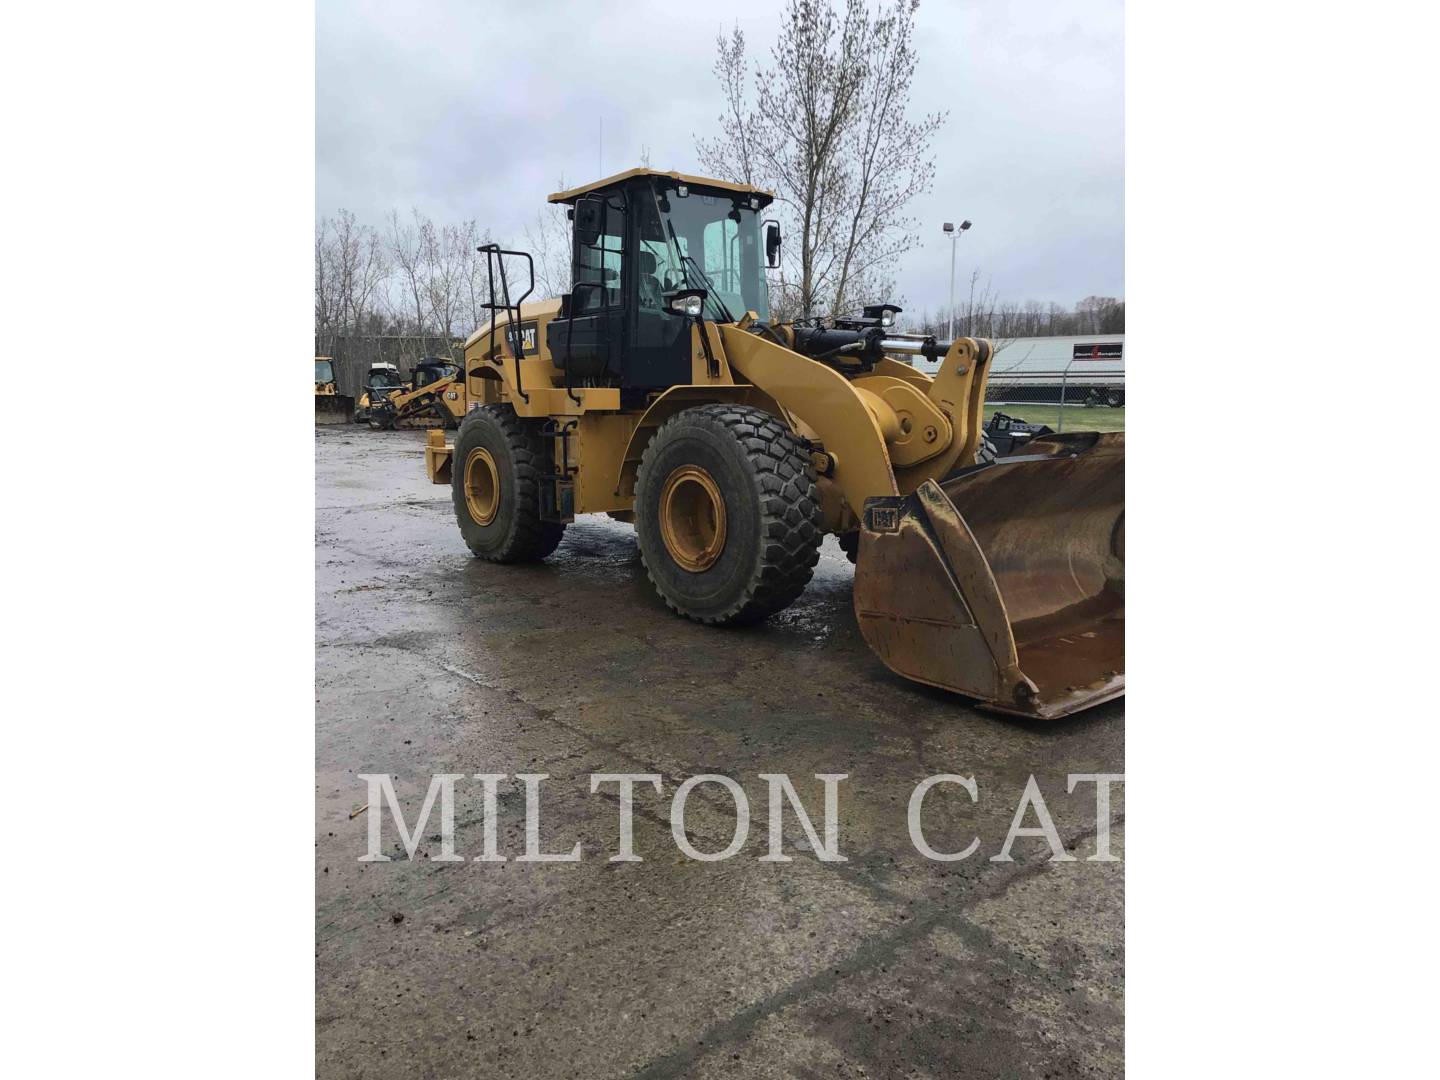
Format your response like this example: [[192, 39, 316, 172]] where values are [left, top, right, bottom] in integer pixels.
[[412, 357, 460, 390], [545, 169, 780, 395], [315, 357, 336, 386], [366, 364, 404, 393]]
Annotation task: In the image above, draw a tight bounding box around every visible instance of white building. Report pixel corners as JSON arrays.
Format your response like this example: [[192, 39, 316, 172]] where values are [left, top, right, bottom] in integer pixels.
[[917, 333, 1125, 406]]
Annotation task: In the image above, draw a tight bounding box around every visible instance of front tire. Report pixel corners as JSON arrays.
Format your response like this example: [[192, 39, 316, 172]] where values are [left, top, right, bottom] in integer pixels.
[[451, 405, 565, 562], [636, 404, 821, 626]]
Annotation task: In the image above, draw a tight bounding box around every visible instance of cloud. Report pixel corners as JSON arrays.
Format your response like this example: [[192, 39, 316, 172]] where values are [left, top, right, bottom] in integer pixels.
[[317, 0, 1122, 313]]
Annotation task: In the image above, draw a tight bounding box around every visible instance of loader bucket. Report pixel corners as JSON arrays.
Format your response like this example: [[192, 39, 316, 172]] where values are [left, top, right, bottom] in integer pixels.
[[316, 394, 354, 425], [854, 432, 1124, 719]]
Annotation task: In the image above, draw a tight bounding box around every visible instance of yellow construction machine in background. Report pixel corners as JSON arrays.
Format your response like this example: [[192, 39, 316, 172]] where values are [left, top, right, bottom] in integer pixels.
[[355, 358, 468, 430], [314, 357, 354, 424], [421, 169, 1123, 718]]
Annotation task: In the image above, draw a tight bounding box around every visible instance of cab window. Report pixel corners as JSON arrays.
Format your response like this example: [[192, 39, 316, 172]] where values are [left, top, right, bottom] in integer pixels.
[[576, 201, 625, 312], [702, 213, 744, 295]]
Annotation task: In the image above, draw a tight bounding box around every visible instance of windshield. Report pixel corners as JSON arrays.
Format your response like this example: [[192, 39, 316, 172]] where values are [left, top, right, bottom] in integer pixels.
[[639, 184, 770, 323], [415, 363, 459, 387], [315, 359, 335, 383]]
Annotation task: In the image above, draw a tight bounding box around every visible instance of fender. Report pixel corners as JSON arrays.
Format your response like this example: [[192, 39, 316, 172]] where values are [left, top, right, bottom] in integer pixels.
[[717, 324, 900, 515], [613, 384, 785, 501]]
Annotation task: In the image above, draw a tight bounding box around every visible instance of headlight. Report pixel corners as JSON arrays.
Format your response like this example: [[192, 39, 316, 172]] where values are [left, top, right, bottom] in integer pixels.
[[670, 293, 704, 317]]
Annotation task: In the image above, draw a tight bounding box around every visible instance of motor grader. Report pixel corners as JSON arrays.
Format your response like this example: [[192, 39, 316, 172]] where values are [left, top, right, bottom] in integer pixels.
[[423, 169, 1123, 718]]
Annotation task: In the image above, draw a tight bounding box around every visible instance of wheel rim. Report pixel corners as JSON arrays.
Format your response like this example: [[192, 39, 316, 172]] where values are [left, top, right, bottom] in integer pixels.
[[463, 448, 500, 525], [659, 465, 727, 572]]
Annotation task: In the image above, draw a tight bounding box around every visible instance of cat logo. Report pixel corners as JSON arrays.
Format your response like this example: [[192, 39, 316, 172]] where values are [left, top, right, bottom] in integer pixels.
[[514, 321, 539, 354], [865, 505, 901, 533]]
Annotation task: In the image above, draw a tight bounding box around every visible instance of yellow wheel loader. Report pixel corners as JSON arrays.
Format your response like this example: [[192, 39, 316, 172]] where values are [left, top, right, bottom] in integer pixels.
[[423, 170, 1124, 718], [314, 356, 354, 424], [357, 359, 468, 431]]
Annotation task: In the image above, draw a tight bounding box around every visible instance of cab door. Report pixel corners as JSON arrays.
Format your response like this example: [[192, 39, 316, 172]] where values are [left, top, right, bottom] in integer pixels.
[[626, 185, 691, 388], [547, 193, 627, 384]]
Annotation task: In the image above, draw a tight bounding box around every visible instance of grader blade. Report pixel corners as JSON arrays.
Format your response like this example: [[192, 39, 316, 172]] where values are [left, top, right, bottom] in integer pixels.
[[854, 432, 1124, 719]]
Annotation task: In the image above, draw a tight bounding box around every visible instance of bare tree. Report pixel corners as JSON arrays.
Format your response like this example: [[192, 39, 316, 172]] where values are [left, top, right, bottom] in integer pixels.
[[523, 177, 574, 300], [828, 0, 942, 316], [420, 218, 470, 357], [695, 25, 760, 186], [696, 1, 944, 321], [387, 210, 426, 340], [1075, 295, 1124, 334], [339, 211, 388, 333], [315, 218, 337, 353], [316, 211, 387, 348], [460, 220, 498, 332]]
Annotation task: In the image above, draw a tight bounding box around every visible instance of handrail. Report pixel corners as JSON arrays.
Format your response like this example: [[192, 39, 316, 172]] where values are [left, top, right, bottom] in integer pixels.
[[477, 244, 535, 404]]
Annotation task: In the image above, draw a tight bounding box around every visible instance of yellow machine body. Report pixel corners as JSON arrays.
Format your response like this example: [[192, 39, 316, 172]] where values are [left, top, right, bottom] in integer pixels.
[[424, 169, 1124, 717], [314, 356, 353, 424], [435, 305, 992, 534], [362, 359, 468, 430]]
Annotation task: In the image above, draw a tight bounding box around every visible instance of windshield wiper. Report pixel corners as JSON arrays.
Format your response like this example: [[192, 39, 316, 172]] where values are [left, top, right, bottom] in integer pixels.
[[666, 220, 735, 324]]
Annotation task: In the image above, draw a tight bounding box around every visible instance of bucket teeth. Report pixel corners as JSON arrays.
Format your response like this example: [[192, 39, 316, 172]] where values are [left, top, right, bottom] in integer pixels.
[[853, 433, 1125, 719]]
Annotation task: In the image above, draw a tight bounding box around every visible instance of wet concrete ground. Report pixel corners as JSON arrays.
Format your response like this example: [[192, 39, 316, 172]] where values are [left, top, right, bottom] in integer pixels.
[[316, 426, 1124, 1078]]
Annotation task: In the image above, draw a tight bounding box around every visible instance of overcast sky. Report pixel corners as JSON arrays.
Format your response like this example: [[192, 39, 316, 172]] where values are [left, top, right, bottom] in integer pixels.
[[316, 0, 1122, 316]]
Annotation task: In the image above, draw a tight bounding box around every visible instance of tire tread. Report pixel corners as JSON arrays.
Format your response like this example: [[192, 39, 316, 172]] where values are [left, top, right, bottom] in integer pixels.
[[453, 404, 565, 562], [637, 404, 821, 626]]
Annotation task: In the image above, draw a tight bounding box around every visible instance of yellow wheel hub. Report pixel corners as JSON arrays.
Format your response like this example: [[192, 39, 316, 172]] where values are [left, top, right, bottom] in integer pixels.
[[659, 465, 727, 572], [463, 448, 501, 526]]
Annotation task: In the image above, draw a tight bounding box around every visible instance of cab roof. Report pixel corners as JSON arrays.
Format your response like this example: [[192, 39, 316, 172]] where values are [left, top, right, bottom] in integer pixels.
[[547, 168, 774, 206]]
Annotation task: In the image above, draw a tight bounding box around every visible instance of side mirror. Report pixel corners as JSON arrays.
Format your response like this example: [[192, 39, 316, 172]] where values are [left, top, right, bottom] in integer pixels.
[[764, 220, 782, 268], [664, 288, 708, 318], [575, 196, 603, 247]]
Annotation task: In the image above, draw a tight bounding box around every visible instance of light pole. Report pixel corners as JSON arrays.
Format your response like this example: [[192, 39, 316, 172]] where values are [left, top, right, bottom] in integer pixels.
[[943, 219, 972, 340]]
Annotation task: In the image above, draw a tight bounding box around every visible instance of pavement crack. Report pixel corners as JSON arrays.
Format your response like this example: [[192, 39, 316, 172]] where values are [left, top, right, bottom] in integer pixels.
[[631, 816, 1120, 1080]]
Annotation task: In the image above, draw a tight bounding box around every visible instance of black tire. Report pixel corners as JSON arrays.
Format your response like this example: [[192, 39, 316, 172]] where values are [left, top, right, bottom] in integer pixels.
[[838, 531, 859, 565], [1105, 387, 1124, 408], [450, 404, 565, 563], [636, 404, 821, 626]]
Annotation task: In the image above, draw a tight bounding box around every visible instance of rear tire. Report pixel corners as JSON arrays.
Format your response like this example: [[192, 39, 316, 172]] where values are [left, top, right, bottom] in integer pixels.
[[451, 404, 565, 562], [636, 404, 821, 625]]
